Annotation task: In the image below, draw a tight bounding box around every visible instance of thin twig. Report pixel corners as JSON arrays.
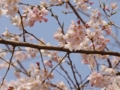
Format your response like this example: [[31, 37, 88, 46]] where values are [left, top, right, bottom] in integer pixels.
[[17, 60, 30, 76], [25, 31, 45, 45], [39, 49, 46, 71], [67, 1, 85, 25], [18, 10, 26, 42], [55, 70, 72, 90], [60, 64, 76, 88], [42, 53, 68, 83], [50, 83, 63, 90], [68, 54, 80, 90], [0, 57, 27, 76], [107, 58, 112, 68], [48, 8, 65, 34], [0, 46, 15, 89]]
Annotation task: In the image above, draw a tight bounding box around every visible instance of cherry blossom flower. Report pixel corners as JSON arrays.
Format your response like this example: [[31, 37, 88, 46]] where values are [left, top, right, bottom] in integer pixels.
[[44, 60, 53, 68], [10, 15, 21, 26], [14, 71, 21, 78], [88, 71, 109, 87], [14, 51, 28, 61], [111, 2, 118, 10], [56, 81, 68, 90], [11, 35, 20, 41], [104, 68, 117, 76], [2, 28, 10, 38]]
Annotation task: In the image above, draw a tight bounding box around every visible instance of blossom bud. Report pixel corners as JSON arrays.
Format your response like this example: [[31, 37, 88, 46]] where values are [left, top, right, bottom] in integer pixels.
[[36, 62, 40, 69], [77, 20, 80, 24]]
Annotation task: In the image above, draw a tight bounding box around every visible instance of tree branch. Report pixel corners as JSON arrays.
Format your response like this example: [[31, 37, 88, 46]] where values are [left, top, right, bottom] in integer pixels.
[[0, 39, 120, 56]]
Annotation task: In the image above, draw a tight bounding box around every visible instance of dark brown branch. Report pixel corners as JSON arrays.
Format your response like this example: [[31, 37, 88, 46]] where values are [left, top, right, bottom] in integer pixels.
[[0, 39, 120, 57], [107, 58, 112, 68]]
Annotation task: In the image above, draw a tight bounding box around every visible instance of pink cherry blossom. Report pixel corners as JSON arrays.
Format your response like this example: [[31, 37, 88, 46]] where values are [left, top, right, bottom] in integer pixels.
[[44, 60, 53, 68]]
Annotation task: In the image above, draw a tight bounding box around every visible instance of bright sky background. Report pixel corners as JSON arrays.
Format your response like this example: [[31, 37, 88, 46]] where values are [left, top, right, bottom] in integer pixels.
[[0, 0, 120, 90]]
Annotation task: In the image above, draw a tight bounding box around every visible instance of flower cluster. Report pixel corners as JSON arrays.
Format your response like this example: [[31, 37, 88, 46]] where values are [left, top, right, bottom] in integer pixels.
[[87, 71, 111, 88], [0, 0, 20, 17], [0, 0, 49, 29], [10, 6, 48, 28], [54, 20, 86, 51], [22, 6, 48, 27], [74, 0, 93, 11], [54, 9, 111, 51], [87, 70, 119, 90], [1, 63, 68, 90]]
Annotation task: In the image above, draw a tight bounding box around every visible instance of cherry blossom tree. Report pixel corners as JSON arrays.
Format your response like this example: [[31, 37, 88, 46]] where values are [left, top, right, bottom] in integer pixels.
[[0, 0, 120, 90]]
